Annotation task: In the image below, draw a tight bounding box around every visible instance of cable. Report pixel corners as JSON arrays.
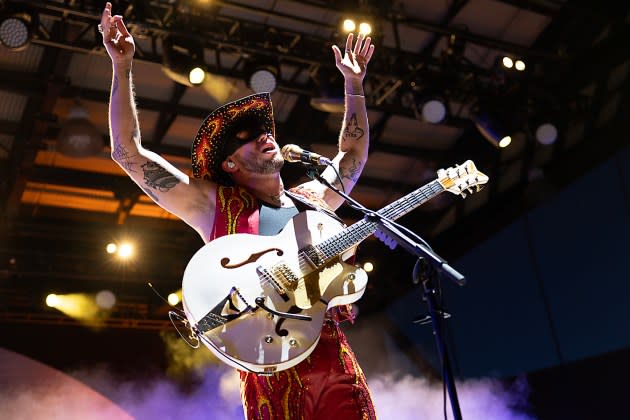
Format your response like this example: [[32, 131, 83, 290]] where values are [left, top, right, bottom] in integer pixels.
[[326, 161, 347, 194]]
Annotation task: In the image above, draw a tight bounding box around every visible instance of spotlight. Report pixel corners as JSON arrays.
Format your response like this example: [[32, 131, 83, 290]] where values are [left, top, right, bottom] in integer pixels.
[[363, 262, 374, 272], [167, 292, 180, 306], [57, 100, 103, 158], [0, 6, 37, 51], [162, 35, 206, 87], [106, 242, 117, 254], [95, 290, 116, 310], [247, 64, 278, 94], [473, 110, 512, 148], [342, 19, 356, 33], [188, 66, 206, 85], [358, 22, 372, 35], [502, 56, 514, 69], [46, 294, 59, 308], [45, 293, 102, 322], [535, 122, 558, 145], [515, 60, 526, 71], [419, 99, 447, 124], [117, 242, 134, 259]]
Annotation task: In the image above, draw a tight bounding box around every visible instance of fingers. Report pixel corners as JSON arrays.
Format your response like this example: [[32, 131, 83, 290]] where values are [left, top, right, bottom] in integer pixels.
[[332, 45, 342, 64], [100, 2, 111, 28], [345, 33, 354, 56], [365, 44, 375, 63], [360, 36, 372, 56], [353, 33, 364, 55], [114, 15, 130, 37], [342, 32, 373, 61]]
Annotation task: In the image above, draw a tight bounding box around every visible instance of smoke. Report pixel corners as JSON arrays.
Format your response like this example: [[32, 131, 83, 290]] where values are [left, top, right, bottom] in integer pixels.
[[70, 365, 243, 420], [70, 366, 533, 420], [369, 374, 534, 420], [1, 348, 533, 420]]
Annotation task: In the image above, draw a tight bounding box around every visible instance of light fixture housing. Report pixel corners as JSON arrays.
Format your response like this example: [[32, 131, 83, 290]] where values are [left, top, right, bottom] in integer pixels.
[[419, 98, 447, 124], [0, 5, 37, 51], [162, 35, 206, 87], [535, 122, 558, 145], [472, 109, 513, 148], [57, 100, 103, 158], [246, 62, 279, 94]]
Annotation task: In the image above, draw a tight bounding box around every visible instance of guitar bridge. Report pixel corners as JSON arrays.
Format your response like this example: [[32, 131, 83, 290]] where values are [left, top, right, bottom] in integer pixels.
[[257, 266, 290, 301]]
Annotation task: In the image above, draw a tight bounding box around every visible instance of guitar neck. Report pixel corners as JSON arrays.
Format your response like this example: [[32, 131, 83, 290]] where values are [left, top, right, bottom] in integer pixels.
[[316, 179, 444, 260]]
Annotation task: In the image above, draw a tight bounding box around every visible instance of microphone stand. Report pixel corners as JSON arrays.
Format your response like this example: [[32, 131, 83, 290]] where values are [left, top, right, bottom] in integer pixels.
[[305, 163, 465, 420]]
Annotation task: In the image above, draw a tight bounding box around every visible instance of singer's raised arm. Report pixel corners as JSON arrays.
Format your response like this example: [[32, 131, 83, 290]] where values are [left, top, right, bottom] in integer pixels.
[[297, 33, 375, 210], [100, 2, 217, 240]]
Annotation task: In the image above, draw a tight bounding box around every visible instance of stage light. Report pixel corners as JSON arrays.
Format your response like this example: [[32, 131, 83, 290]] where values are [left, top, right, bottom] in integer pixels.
[[188, 66, 206, 85], [106, 242, 117, 254], [535, 122, 558, 145], [46, 294, 59, 308], [342, 19, 356, 33], [168, 292, 180, 306], [57, 100, 103, 158], [515, 60, 526, 71], [498, 136, 512, 148], [247, 64, 278, 94], [473, 110, 513, 148], [420, 99, 447, 124], [45, 293, 102, 322], [162, 35, 206, 87], [0, 6, 37, 51], [358, 22, 372, 35], [95, 290, 116, 310], [117, 242, 134, 259], [502, 56, 514, 68], [363, 262, 374, 272]]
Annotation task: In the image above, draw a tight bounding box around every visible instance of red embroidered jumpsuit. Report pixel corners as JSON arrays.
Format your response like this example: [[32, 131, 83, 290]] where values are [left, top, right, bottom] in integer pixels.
[[210, 185, 377, 420]]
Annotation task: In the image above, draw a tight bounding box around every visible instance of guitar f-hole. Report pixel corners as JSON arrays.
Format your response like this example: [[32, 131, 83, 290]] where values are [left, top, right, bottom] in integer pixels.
[[275, 306, 307, 337], [221, 248, 284, 269]]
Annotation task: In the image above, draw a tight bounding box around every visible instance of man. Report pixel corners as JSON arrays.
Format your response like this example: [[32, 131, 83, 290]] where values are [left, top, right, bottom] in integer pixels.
[[100, 2, 376, 418]]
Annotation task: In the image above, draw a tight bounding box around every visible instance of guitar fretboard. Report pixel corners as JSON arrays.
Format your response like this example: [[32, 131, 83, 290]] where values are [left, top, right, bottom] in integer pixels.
[[316, 179, 444, 260]]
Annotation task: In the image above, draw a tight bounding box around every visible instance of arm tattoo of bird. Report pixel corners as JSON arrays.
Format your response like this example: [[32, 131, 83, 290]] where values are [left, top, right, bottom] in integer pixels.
[[141, 161, 180, 192]]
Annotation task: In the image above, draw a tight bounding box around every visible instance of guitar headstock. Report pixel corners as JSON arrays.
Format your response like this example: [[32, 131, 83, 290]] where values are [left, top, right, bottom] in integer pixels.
[[437, 160, 489, 198]]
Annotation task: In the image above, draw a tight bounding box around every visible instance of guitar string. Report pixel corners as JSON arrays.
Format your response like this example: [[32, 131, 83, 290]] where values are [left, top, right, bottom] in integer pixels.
[[255, 181, 445, 294]]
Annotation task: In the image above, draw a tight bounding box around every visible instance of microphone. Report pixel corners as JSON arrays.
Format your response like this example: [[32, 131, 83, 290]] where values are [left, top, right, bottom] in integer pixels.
[[281, 144, 332, 165]]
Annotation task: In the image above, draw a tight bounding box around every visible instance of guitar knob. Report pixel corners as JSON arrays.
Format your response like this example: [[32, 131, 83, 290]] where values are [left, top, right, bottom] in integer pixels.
[[264, 335, 273, 343], [289, 338, 298, 347]]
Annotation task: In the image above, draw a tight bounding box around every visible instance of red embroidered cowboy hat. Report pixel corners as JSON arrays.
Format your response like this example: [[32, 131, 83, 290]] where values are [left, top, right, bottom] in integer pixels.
[[191, 92, 275, 184]]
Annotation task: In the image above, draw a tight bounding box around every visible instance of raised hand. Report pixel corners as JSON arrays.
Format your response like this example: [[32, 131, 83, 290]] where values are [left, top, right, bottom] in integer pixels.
[[332, 33, 375, 82], [99, 2, 135, 67]]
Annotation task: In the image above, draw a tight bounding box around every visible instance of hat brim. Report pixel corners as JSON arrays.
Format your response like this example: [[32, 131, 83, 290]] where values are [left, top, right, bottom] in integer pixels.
[[191, 92, 275, 183]]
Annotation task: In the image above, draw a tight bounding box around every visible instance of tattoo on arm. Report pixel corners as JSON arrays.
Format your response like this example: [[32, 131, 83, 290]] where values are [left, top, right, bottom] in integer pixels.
[[332, 157, 362, 189], [343, 113, 365, 141], [142, 186, 160, 203], [341, 157, 362, 183], [141, 161, 180, 192], [112, 141, 138, 173]]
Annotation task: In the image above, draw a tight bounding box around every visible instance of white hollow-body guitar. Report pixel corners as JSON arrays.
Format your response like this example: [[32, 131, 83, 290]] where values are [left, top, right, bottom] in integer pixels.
[[182, 160, 488, 374]]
